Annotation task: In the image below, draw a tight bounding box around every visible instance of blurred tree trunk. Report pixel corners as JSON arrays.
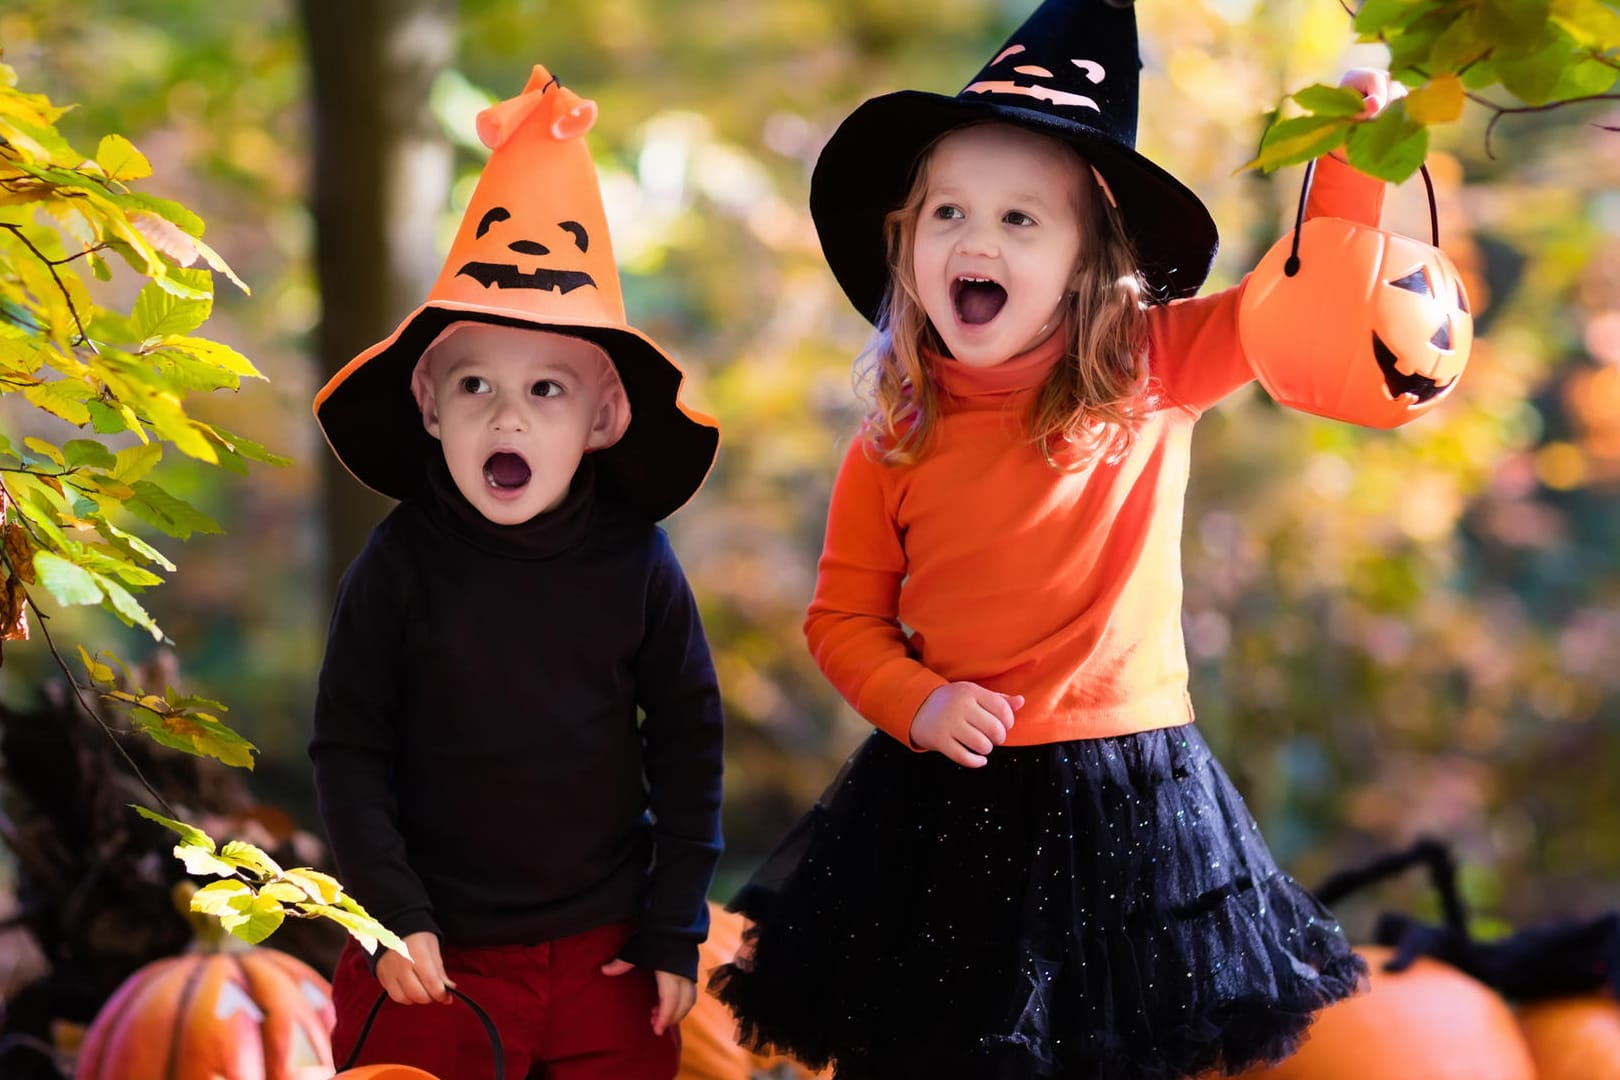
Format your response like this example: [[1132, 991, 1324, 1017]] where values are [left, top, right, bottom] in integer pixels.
[[299, 0, 455, 600]]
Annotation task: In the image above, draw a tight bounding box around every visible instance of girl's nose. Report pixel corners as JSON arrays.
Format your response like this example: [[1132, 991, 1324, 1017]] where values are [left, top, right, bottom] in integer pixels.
[[954, 221, 998, 257]]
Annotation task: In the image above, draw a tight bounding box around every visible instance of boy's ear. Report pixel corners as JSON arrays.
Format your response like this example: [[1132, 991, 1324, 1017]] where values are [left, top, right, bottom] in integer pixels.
[[585, 381, 631, 451], [411, 359, 443, 438]]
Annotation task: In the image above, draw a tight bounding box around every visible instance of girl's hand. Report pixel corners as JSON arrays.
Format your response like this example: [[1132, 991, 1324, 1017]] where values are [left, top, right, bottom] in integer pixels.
[[1340, 67, 1407, 120], [602, 958, 697, 1035], [909, 682, 1024, 767], [376, 930, 457, 1005]]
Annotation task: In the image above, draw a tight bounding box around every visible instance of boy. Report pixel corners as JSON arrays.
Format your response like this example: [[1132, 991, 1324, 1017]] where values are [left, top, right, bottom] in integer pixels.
[[309, 66, 723, 1078]]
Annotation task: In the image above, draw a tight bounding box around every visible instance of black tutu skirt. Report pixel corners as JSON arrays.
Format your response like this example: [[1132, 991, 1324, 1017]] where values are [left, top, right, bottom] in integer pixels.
[[710, 724, 1365, 1080]]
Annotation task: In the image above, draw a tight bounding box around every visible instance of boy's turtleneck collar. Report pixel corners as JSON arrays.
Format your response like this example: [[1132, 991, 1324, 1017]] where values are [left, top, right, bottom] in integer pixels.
[[422, 451, 596, 560], [926, 326, 1069, 401]]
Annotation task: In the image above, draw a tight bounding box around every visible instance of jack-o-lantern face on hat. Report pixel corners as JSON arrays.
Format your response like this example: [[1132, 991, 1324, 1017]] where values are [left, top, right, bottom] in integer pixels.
[[964, 44, 1108, 114], [456, 209, 598, 295], [425, 65, 628, 327], [1239, 216, 1475, 429]]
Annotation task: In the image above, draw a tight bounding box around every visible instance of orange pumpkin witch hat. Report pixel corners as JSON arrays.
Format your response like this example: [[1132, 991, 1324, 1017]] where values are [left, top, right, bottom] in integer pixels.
[[314, 65, 718, 521]]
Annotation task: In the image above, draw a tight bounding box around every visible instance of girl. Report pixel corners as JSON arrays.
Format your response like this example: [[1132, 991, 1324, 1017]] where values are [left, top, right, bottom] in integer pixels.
[[713, 2, 1396, 1077]]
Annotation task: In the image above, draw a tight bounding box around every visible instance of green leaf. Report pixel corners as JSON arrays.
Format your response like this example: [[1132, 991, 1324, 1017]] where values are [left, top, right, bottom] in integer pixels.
[[131, 279, 211, 341], [1345, 104, 1431, 183], [63, 439, 116, 469], [96, 134, 152, 182], [116, 192, 205, 237], [124, 702, 257, 769], [220, 840, 283, 879], [1248, 115, 1354, 173], [126, 479, 221, 539], [32, 550, 103, 605], [1292, 84, 1368, 118], [192, 879, 254, 916], [296, 902, 409, 957], [282, 868, 343, 905], [1550, 55, 1620, 97], [87, 401, 129, 434], [190, 235, 249, 295], [159, 335, 264, 380], [1354, 0, 1432, 37], [1497, 30, 1582, 103], [175, 842, 239, 878], [132, 804, 217, 851], [220, 893, 286, 945], [1428, 9, 1492, 70], [204, 424, 292, 469], [96, 571, 164, 640]]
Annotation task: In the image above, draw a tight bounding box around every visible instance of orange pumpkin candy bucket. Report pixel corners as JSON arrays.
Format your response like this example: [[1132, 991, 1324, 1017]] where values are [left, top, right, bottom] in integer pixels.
[[1239, 161, 1473, 429]]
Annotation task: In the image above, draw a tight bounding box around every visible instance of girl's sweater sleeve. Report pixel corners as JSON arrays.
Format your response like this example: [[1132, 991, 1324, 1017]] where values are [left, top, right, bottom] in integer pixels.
[[1149, 153, 1388, 414], [804, 437, 947, 745], [309, 527, 438, 945]]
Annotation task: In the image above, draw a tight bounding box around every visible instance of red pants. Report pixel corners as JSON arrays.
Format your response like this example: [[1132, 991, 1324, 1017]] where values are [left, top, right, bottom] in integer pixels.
[[330, 922, 680, 1079]]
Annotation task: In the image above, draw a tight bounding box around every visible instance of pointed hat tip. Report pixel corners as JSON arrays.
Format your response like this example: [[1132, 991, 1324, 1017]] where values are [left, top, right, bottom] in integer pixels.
[[476, 64, 598, 150]]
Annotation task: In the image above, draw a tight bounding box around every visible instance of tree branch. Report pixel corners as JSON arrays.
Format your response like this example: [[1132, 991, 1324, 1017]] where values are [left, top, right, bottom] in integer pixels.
[[26, 596, 177, 818], [0, 222, 97, 351]]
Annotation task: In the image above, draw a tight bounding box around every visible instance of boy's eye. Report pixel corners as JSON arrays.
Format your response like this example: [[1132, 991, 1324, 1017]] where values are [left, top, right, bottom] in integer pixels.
[[459, 375, 490, 394], [1004, 211, 1035, 226], [531, 379, 563, 398]]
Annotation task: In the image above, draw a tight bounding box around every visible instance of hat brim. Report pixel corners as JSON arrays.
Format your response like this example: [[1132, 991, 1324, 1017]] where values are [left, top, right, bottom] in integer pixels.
[[314, 301, 719, 522], [810, 90, 1219, 324]]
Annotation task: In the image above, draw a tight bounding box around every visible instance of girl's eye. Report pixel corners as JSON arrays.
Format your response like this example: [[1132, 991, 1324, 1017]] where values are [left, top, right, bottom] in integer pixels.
[[1004, 211, 1035, 226], [931, 204, 963, 221], [531, 380, 563, 398], [459, 375, 489, 394]]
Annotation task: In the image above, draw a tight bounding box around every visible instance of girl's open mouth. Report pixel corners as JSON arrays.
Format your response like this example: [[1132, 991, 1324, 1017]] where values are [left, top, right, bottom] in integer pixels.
[[483, 451, 532, 491], [952, 276, 1008, 326]]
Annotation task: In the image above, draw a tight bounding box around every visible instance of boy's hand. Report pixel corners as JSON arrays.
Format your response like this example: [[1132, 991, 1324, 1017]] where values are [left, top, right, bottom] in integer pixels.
[[376, 930, 457, 1005], [909, 682, 1023, 767], [1340, 67, 1407, 120], [601, 958, 698, 1035]]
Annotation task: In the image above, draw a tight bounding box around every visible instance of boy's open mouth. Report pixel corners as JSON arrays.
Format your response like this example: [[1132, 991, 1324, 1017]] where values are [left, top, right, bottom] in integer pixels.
[[952, 275, 1008, 326], [483, 451, 532, 491]]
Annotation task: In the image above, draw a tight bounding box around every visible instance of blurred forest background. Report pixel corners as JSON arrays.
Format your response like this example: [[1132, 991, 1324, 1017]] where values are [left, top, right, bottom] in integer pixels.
[[1, 0, 1616, 955]]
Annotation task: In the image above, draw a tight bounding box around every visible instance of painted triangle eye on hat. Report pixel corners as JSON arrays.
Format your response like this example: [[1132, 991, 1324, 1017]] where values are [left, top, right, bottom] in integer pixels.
[[810, 0, 1219, 325], [313, 64, 718, 522]]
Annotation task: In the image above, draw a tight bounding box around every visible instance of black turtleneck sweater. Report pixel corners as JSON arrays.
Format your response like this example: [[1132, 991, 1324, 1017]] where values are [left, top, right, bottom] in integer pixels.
[[310, 456, 723, 981]]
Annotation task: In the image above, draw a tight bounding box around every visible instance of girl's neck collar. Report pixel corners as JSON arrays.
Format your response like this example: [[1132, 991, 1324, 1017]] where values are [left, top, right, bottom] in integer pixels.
[[926, 327, 1069, 399]]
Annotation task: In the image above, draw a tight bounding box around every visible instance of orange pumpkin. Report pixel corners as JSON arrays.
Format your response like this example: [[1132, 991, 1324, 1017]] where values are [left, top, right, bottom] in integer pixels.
[[1517, 993, 1620, 1080], [74, 944, 336, 1080], [333, 1068, 438, 1079], [1231, 945, 1536, 1080], [678, 901, 826, 1080], [1239, 165, 1472, 429]]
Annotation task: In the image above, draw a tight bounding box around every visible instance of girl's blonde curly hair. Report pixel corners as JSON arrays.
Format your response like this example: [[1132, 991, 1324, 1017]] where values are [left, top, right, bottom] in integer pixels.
[[856, 125, 1156, 470]]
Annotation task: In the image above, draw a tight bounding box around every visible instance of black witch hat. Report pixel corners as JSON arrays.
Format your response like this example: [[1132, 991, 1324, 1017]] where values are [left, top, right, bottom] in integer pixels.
[[810, 0, 1219, 324]]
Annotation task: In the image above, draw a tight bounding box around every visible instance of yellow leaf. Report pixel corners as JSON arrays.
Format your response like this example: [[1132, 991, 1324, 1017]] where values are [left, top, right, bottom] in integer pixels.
[[96, 134, 152, 182], [1406, 75, 1466, 125]]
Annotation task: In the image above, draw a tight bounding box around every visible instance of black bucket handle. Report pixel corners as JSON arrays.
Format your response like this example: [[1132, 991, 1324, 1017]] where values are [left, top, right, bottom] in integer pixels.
[[337, 987, 505, 1079], [1284, 157, 1440, 278]]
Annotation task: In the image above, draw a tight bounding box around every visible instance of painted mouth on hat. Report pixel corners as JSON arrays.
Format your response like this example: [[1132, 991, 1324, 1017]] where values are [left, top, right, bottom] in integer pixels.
[[953, 276, 1008, 326], [456, 262, 597, 294], [962, 81, 1100, 113], [1373, 333, 1452, 404], [484, 451, 533, 491]]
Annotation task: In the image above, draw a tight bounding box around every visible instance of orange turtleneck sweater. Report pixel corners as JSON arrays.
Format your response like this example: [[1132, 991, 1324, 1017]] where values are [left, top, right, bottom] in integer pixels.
[[805, 155, 1385, 747]]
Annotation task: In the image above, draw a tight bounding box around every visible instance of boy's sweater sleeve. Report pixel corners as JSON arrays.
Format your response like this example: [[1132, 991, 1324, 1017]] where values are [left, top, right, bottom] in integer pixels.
[[1149, 153, 1388, 414], [804, 438, 947, 746], [621, 530, 725, 982], [309, 531, 439, 945]]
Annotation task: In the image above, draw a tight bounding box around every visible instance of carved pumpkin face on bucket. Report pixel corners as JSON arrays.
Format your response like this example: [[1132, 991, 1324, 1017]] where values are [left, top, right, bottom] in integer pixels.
[[1240, 206, 1474, 429]]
